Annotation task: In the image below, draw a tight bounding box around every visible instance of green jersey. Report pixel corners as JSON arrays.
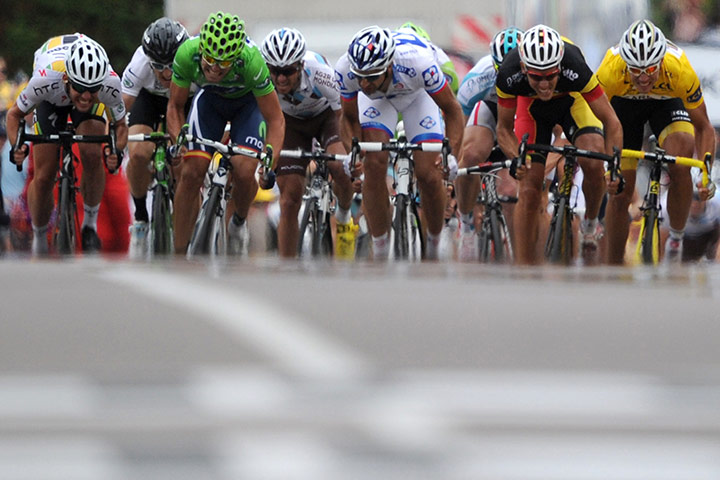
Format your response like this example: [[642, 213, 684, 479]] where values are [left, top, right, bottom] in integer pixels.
[[172, 36, 274, 99]]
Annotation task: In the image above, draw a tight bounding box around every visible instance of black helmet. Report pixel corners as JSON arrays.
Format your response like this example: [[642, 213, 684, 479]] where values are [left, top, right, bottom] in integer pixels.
[[142, 17, 188, 64]]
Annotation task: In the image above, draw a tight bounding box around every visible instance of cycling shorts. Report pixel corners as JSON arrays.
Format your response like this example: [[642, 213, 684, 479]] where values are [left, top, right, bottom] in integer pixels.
[[357, 90, 444, 143], [34, 101, 106, 134], [610, 97, 694, 170], [465, 100, 498, 136], [276, 107, 341, 177], [514, 93, 603, 165], [186, 88, 265, 158]]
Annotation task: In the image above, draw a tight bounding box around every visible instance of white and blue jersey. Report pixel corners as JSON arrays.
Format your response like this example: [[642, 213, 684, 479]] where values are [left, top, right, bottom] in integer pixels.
[[279, 50, 340, 119], [334, 30, 448, 142], [457, 55, 497, 116]]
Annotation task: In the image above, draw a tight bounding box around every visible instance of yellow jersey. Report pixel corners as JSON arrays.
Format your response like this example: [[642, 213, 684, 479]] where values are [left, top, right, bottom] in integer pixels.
[[595, 42, 704, 110]]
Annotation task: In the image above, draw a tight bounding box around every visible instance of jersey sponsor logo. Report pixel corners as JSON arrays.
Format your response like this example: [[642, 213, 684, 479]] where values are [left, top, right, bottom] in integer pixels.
[[334, 71, 346, 91], [101, 85, 120, 98], [671, 109, 690, 122], [422, 66, 440, 87], [38, 69, 48, 77], [18, 93, 30, 109], [33, 81, 61, 97], [363, 106, 381, 119], [313, 71, 337, 89], [561, 67, 579, 82], [506, 71, 525, 87], [393, 64, 417, 77], [244, 136, 264, 150], [687, 86, 703, 103], [253, 70, 264, 81], [419, 115, 437, 129], [123, 78, 135, 89], [257, 78, 271, 90]]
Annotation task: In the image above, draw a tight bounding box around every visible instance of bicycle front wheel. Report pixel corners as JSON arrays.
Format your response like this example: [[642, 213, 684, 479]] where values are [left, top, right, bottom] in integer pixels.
[[489, 208, 507, 263], [546, 197, 573, 265], [55, 176, 76, 255], [151, 184, 173, 255], [313, 211, 333, 258], [392, 195, 410, 260], [638, 209, 660, 265], [297, 196, 315, 258], [187, 186, 221, 257]]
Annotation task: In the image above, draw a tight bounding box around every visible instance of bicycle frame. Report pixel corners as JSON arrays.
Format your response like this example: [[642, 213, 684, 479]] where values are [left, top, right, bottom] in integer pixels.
[[622, 148, 711, 265]]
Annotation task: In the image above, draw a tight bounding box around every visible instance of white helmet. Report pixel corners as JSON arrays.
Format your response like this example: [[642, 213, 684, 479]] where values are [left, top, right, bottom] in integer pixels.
[[519, 24, 564, 71], [65, 37, 109, 88], [261, 28, 307, 67], [347, 26, 396, 74], [619, 20, 667, 68]]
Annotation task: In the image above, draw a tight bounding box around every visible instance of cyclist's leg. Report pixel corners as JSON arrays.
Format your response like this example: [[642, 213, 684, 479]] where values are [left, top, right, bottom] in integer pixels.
[[173, 90, 225, 254], [603, 97, 650, 264], [401, 92, 447, 259], [357, 96, 394, 259], [274, 115, 312, 258]]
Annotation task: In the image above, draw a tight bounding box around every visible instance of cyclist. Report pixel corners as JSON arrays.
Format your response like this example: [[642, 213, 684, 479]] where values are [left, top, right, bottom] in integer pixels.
[[259, 27, 356, 259], [336, 26, 464, 260], [122, 17, 190, 257], [397, 22, 460, 94], [455, 27, 523, 261], [167, 11, 285, 255], [495, 24, 622, 265], [6, 35, 127, 255], [596, 19, 716, 264]]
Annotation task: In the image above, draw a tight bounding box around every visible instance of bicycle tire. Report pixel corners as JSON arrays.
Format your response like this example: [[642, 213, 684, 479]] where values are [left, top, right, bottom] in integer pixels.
[[408, 201, 424, 260], [55, 176, 76, 255], [151, 184, 173, 255], [478, 217, 491, 263], [489, 208, 505, 263], [392, 194, 410, 260], [497, 212, 514, 264], [297, 196, 315, 257], [319, 211, 333, 257], [640, 209, 660, 265], [187, 185, 221, 256], [547, 196, 573, 265]]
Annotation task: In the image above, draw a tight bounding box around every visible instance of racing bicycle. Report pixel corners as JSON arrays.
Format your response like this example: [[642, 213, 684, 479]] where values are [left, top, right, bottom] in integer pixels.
[[525, 140, 623, 265], [280, 144, 357, 258], [127, 127, 175, 256], [359, 136, 451, 261], [456, 151, 516, 263], [12, 118, 120, 255], [622, 148, 711, 265], [178, 125, 273, 258]]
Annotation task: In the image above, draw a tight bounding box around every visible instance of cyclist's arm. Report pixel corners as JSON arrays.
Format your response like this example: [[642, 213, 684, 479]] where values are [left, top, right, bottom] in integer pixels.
[[5, 103, 28, 151], [114, 116, 128, 152], [255, 90, 285, 170], [587, 91, 623, 156], [431, 85, 464, 155], [340, 96, 361, 151], [122, 93, 136, 114], [496, 102, 518, 159], [167, 82, 190, 142], [688, 102, 716, 165]]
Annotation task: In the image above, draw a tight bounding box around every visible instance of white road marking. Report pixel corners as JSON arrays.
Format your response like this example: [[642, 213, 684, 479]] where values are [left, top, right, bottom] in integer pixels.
[[100, 267, 371, 379]]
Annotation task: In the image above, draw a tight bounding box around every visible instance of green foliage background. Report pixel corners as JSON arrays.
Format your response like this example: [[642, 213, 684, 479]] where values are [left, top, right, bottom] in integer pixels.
[[0, 0, 164, 79]]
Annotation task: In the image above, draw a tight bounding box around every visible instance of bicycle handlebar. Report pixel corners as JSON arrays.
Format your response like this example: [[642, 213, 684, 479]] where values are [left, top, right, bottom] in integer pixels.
[[357, 140, 445, 153], [622, 148, 710, 187], [13, 118, 122, 173], [456, 159, 514, 177], [127, 132, 172, 143], [279, 149, 352, 163]]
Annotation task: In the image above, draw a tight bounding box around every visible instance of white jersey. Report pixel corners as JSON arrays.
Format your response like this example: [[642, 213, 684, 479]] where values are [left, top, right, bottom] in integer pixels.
[[18, 48, 126, 122], [279, 50, 340, 119], [121, 46, 171, 98], [334, 30, 447, 103], [457, 55, 497, 116]]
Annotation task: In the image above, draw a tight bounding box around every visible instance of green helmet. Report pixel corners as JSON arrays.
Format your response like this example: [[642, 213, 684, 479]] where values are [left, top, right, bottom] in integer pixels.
[[400, 22, 431, 42], [200, 11, 246, 60]]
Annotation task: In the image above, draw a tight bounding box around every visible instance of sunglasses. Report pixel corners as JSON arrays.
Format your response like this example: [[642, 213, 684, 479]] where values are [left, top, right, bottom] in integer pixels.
[[69, 81, 102, 94], [150, 61, 172, 71], [268, 65, 300, 77], [202, 53, 233, 69], [525, 68, 560, 82], [355, 71, 386, 82], [628, 63, 660, 76]]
